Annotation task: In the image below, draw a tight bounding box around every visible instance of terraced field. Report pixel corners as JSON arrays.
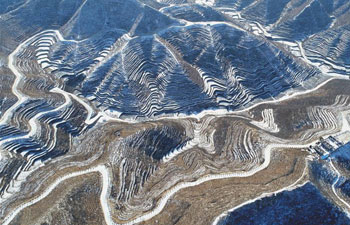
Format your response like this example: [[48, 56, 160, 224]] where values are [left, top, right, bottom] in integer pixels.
[[1, 0, 350, 224]]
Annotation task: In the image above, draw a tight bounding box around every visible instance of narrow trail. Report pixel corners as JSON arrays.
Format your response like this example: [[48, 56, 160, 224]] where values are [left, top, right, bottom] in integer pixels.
[[115, 142, 315, 225], [210, 108, 350, 224], [0, 34, 30, 126], [212, 159, 310, 225], [1, 142, 317, 225], [0, 30, 76, 144], [2, 165, 113, 225]]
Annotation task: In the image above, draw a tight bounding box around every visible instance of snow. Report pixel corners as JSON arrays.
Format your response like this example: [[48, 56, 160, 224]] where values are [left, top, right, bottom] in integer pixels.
[[2, 165, 112, 225]]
